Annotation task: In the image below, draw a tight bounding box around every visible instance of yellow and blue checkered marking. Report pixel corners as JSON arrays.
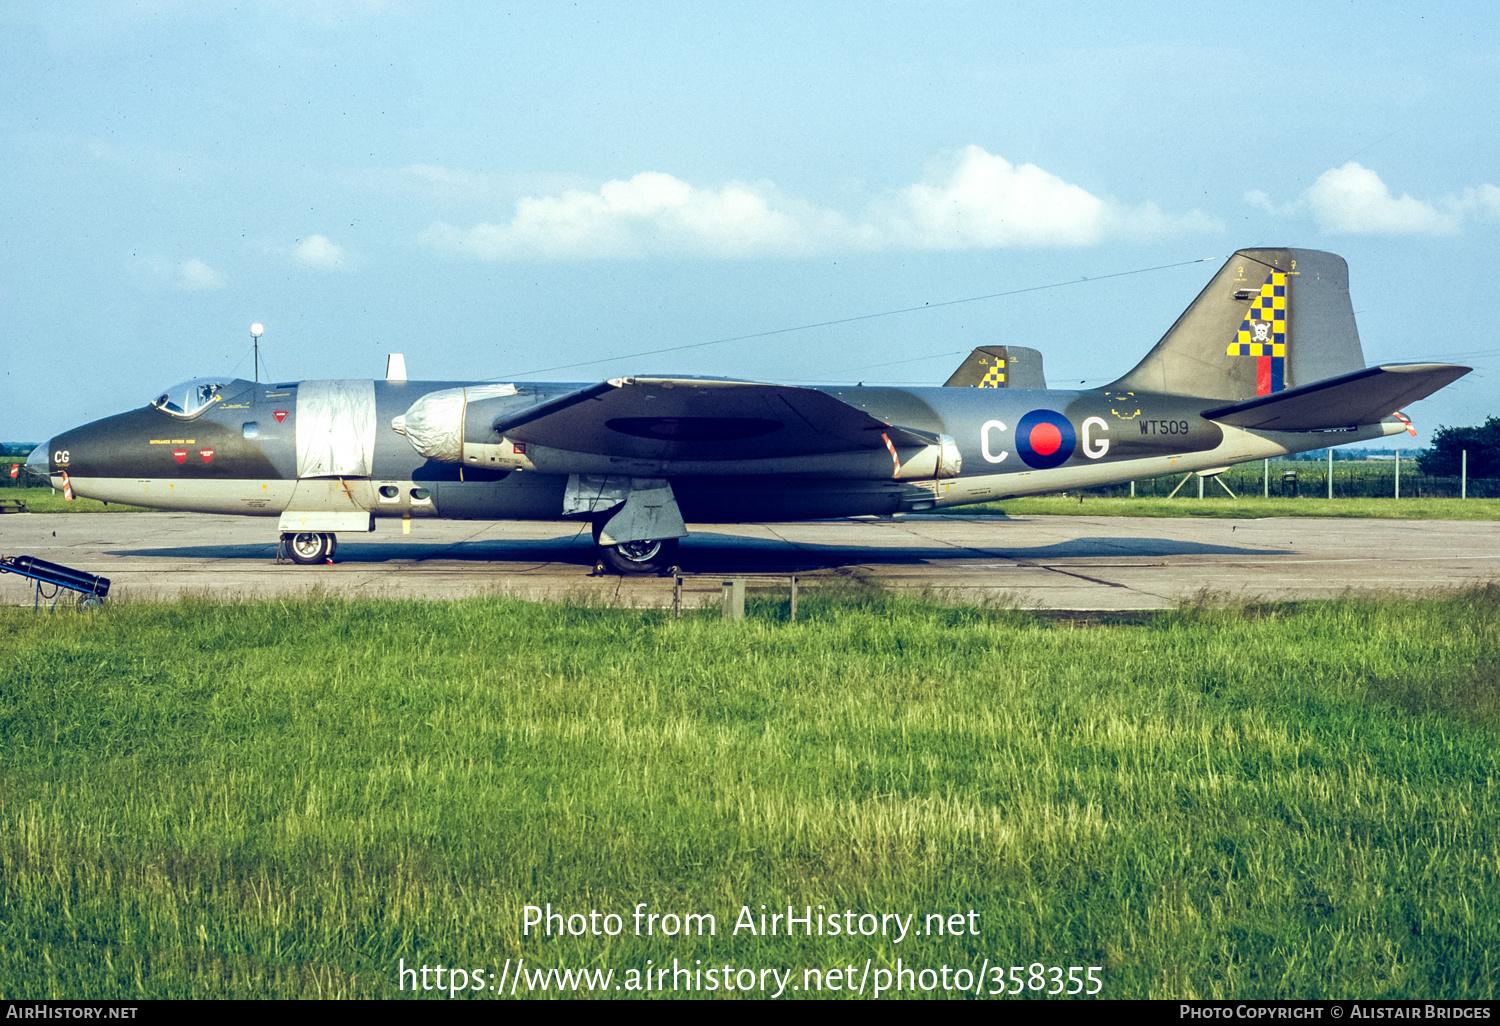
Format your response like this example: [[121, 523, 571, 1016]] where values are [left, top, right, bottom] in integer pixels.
[[1226, 271, 1288, 393], [978, 361, 1006, 388], [1232, 342, 1287, 357]]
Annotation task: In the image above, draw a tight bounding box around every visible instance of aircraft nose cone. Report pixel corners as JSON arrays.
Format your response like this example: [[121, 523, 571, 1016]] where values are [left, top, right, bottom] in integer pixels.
[[26, 442, 51, 482]]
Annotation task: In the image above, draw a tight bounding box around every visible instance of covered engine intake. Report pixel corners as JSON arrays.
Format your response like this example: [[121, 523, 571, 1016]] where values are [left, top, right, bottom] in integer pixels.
[[392, 384, 519, 462]]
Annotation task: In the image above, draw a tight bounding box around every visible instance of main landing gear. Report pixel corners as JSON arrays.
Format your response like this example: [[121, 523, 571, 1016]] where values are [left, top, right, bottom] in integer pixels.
[[281, 531, 338, 565], [592, 521, 678, 575]]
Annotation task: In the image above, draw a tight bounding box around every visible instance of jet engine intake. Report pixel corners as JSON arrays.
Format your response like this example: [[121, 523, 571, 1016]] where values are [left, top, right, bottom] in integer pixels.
[[893, 433, 963, 480]]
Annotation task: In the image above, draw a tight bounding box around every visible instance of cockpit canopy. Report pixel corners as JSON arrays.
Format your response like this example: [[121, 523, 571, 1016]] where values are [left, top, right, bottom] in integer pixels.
[[150, 377, 242, 418]]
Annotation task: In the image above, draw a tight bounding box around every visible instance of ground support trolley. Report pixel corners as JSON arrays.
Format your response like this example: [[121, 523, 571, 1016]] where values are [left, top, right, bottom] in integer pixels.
[[0, 554, 111, 611]]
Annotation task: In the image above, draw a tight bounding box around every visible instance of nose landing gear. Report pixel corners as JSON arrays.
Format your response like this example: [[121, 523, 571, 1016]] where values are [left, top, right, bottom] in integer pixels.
[[280, 531, 338, 565]]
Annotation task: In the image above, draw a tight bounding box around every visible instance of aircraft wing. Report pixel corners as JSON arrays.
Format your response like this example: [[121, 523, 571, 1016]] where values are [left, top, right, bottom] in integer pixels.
[[1200, 363, 1471, 431], [492, 377, 929, 460]]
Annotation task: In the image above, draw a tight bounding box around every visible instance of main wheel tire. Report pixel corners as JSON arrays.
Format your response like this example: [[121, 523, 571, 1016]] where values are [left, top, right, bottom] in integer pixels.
[[598, 537, 678, 575], [284, 531, 336, 565]]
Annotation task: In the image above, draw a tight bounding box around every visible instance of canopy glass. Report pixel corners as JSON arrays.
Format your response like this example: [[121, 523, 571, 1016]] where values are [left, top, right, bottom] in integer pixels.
[[150, 378, 236, 418]]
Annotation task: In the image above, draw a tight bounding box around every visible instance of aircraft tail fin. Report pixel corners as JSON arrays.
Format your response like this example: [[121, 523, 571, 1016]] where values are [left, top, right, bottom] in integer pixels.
[[943, 345, 1046, 388], [1107, 248, 1367, 400]]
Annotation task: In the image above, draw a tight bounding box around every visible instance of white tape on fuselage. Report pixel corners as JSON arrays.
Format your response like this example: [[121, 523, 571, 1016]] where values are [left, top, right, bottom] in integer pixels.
[[296, 379, 377, 478]]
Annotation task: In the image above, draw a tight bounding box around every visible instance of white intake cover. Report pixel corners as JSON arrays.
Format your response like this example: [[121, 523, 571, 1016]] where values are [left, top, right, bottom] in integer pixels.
[[396, 384, 518, 462]]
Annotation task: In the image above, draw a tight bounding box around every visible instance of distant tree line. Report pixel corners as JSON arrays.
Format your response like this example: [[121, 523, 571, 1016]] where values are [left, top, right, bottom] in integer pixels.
[[1417, 417, 1500, 477], [1279, 419, 1498, 478]]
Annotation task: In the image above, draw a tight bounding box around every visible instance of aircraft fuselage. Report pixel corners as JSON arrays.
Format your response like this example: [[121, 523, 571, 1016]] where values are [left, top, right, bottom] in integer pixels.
[[42, 376, 1401, 524]]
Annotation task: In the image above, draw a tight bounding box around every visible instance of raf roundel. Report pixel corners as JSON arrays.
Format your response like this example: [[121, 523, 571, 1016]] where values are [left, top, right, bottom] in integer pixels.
[[1015, 410, 1077, 470]]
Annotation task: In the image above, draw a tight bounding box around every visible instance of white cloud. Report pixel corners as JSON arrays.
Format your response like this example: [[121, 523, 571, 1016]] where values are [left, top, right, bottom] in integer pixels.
[[425, 172, 847, 259], [891, 146, 1109, 247], [423, 146, 1212, 260], [295, 234, 347, 268], [1252, 163, 1500, 236], [887, 147, 1214, 248], [1306, 162, 1457, 235], [1460, 183, 1500, 220], [176, 258, 223, 290]]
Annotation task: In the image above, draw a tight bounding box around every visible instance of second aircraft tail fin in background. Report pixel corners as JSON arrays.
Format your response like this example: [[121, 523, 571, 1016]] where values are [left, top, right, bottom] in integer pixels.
[[943, 345, 1047, 389]]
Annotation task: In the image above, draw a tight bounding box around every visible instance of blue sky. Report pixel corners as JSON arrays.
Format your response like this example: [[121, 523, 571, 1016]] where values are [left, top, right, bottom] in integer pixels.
[[3, 1, 1496, 445]]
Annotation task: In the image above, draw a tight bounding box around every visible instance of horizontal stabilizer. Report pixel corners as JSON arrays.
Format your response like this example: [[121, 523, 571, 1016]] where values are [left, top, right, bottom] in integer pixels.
[[488, 377, 902, 460], [1200, 363, 1471, 430]]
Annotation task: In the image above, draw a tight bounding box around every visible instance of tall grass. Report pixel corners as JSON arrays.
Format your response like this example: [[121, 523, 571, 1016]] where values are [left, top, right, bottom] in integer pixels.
[[1, 588, 1497, 999]]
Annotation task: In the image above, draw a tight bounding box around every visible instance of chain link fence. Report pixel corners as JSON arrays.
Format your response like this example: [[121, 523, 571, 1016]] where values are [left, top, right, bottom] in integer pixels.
[[1083, 457, 1499, 500]]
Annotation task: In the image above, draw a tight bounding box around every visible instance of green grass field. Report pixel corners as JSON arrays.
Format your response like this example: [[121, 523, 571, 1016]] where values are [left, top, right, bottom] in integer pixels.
[[1, 588, 1497, 999], [0, 487, 149, 513]]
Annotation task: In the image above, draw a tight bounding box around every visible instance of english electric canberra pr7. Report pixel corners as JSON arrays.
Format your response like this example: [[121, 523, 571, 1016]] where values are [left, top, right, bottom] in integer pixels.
[[34, 248, 1469, 573]]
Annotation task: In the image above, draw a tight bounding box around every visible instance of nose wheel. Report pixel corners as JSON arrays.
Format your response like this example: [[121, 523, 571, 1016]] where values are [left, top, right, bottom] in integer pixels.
[[281, 531, 338, 565]]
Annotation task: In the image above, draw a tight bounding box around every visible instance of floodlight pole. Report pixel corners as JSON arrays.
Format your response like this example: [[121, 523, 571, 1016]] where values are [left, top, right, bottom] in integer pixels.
[[1395, 447, 1400, 500], [250, 323, 264, 383], [1263, 458, 1269, 498], [1462, 450, 1467, 500], [1327, 448, 1333, 500]]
